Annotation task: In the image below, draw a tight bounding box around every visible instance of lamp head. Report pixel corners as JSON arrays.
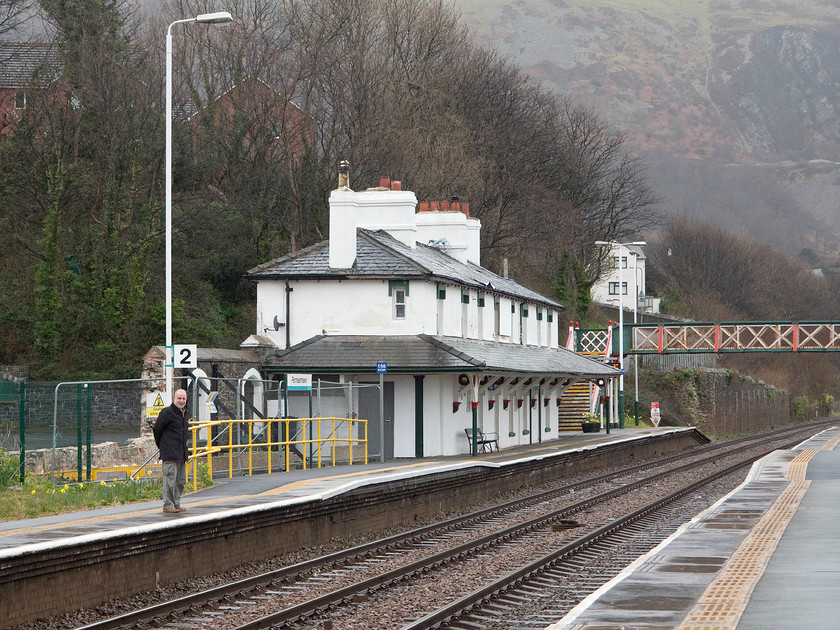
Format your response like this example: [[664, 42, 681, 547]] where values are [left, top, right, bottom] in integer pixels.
[[196, 11, 233, 24]]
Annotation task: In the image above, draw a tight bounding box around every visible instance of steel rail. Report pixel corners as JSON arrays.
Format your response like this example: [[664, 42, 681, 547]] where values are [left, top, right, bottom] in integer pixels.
[[78, 422, 831, 630], [227, 426, 822, 630], [401, 446, 786, 629]]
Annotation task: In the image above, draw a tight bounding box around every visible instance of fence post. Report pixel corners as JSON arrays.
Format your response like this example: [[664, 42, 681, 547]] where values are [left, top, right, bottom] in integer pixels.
[[86, 384, 93, 481], [18, 380, 26, 484], [76, 384, 83, 482]]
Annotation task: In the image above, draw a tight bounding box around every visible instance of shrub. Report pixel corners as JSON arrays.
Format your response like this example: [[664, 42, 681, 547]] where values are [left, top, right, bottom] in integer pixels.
[[792, 396, 810, 421], [0, 449, 21, 490]]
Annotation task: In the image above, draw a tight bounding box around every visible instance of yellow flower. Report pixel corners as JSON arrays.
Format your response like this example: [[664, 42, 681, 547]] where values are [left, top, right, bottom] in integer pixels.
[[100, 480, 107, 486], [31, 489, 36, 495], [60, 488, 66, 494], [63, 484, 69, 491], [79, 484, 84, 490]]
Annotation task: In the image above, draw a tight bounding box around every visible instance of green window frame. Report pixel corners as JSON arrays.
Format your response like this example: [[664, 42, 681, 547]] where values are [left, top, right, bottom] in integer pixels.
[[388, 280, 409, 297], [437, 283, 446, 299]]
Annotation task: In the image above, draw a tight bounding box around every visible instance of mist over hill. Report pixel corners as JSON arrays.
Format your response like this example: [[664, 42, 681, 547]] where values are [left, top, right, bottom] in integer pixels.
[[452, 0, 840, 261]]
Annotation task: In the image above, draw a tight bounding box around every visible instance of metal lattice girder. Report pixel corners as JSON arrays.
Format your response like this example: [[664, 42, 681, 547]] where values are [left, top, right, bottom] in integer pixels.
[[577, 329, 610, 354], [576, 321, 840, 354], [627, 321, 840, 353]]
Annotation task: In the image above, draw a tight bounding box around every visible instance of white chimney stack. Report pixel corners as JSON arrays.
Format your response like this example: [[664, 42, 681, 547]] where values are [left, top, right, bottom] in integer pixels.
[[329, 176, 418, 269]]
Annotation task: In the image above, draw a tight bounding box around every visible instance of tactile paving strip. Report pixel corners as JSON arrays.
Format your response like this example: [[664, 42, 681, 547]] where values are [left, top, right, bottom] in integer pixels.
[[676, 447, 824, 629]]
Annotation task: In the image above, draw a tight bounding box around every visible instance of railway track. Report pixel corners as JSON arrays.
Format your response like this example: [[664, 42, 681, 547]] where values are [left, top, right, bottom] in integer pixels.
[[75, 423, 829, 630]]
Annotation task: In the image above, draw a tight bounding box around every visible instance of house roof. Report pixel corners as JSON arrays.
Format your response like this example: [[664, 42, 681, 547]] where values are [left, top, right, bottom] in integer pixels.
[[0, 42, 60, 89], [248, 229, 563, 309], [260, 334, 618, 378]]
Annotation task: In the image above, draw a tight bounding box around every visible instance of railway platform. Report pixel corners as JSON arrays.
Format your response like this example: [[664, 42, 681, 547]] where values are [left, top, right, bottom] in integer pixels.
[[0, 426, 682, 553], [550, 425, 840, 630], [1, 426, 706, 628]]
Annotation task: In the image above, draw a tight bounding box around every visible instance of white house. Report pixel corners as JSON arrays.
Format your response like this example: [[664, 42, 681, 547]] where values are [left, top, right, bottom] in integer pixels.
[[590, 243, 661, 315], [242, 175, 618, 458]]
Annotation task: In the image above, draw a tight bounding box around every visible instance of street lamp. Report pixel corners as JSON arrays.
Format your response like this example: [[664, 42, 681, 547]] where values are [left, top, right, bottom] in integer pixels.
[[165, 11, 232, 403], [631, 252, 642, 426], [595, 240, 646, 429]]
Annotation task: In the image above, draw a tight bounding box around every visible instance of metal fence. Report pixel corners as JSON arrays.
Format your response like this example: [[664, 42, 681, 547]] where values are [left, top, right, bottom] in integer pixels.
[[2, 373, 378, 483], [186, 416, 368, 491]]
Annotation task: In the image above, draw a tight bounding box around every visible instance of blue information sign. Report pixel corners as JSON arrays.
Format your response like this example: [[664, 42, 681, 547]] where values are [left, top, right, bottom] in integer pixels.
[[376, 362, 388, 373]]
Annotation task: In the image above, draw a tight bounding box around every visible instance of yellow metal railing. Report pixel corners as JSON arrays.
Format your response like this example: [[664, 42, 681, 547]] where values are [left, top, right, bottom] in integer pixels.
[[187, 417, 368, 491]]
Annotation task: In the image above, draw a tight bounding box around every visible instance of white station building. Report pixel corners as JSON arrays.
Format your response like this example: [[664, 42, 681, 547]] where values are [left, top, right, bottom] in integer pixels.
[[241, 175, 618, 458]]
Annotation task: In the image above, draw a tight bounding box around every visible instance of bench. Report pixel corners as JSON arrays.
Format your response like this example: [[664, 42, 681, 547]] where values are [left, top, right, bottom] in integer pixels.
[[464, 428, 499, 453]]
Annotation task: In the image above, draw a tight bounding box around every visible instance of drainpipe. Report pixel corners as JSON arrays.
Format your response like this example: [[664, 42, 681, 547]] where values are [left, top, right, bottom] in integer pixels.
[[285, 280, 292, 349]]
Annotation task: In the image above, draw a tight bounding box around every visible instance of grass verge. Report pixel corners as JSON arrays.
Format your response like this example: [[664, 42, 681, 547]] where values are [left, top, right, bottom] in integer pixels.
[[0, 448, 213, 522]]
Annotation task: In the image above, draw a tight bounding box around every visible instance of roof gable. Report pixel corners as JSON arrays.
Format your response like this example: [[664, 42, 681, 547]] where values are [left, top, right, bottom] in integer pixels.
[[248, 229, 562, 308], [0, 42, 60, 89]]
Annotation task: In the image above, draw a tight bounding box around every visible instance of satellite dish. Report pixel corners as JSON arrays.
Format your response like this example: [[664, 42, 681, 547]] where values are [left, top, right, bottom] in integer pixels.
[[273, 315, 283, 331]]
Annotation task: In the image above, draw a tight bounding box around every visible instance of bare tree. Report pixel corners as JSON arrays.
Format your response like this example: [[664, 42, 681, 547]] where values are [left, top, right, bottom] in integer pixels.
[[0, 0, 34, 41]]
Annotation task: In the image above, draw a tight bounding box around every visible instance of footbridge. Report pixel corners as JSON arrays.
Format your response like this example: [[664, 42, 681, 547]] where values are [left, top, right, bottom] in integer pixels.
[[575, 321, 840, 355]]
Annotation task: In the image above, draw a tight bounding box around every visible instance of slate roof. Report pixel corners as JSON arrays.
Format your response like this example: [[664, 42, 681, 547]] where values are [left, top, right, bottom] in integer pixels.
[[249, 229, 562, 309], [0, 42, 60, 89], [261, 334, 618, 379]]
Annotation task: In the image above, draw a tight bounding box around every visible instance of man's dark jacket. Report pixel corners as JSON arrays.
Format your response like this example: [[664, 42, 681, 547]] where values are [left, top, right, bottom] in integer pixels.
[[153, 403, 189, 462]]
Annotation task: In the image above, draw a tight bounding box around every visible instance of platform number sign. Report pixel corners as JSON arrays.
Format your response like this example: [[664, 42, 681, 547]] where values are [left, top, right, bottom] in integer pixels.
[[174, 344, 198, 369], [376, 362, 388, 373]]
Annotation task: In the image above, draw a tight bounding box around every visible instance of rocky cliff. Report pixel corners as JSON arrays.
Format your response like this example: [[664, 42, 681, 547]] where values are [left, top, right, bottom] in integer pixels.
[[453, 0, 840, 259]]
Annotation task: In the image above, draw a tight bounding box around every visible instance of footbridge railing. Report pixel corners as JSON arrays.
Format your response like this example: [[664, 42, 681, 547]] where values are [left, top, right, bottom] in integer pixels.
[[576, 321, 840, 355]]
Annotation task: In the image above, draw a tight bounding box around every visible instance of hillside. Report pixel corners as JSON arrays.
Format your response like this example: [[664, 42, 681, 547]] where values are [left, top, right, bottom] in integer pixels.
[[452, 0, 840, 260]]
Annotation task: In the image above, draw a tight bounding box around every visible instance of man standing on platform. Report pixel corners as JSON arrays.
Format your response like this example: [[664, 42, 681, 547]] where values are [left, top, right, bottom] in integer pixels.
[[153, 388, 189, 513]]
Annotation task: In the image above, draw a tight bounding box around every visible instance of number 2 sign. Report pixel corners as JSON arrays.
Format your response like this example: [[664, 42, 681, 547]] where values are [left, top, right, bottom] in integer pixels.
[[174, 344, 198, 368]]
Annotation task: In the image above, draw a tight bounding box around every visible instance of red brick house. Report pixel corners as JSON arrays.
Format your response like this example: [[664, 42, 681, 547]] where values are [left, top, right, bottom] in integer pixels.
[[189, 77, 314, 163], [0, 42, 60, 135]]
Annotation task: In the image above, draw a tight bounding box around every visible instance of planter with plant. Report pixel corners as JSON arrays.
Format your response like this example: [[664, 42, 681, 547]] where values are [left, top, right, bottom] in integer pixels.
[[582, 412, 601, 433]]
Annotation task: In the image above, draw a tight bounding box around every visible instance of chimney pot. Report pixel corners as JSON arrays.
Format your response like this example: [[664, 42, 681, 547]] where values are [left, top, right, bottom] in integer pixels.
[[379, 176, 390, 188], [462, 202, 470, 217], [419, 201, 429, 212], [431, 201, 439, 211], [337, 160, 350, 189], [441, 200, 450, 211], [391, 180, 402, 191], [451, 200, 460, 213]]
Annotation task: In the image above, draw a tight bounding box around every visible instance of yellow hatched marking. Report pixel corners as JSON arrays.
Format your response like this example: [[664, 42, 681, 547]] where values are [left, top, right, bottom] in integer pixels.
[[676, 449, 818, 629], [821, 431, 840, 451]]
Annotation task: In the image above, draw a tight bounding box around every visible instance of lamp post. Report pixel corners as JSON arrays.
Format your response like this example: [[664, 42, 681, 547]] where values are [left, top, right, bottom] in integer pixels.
[[632, 253, 641, 426], [595, 240, 646, 429], [165, 11, 232, 403]]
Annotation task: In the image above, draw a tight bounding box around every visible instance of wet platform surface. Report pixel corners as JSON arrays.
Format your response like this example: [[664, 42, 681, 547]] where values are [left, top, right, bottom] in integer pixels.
[[0, 427, 677, 554], [549, 426, 840, 630]]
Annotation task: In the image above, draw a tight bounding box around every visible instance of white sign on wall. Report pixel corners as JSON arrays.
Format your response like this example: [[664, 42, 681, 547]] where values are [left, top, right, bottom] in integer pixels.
[[174, 344, 198, 368], [287, 373, 312, 391]]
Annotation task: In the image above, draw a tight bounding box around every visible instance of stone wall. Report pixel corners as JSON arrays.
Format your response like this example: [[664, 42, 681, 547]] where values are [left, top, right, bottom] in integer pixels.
[[644, 367, 793, 436], [10, 435, 158, 476], [0, 381, 144, 444]]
